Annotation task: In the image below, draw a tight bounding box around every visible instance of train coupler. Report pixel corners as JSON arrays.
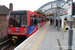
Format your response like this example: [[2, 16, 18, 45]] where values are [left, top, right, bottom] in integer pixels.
[[12, 36, 18, 44]]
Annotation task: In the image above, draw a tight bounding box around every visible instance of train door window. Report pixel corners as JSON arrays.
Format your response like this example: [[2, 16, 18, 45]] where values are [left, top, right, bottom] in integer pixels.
[[37, 16, 40, 23], [40, 17, 42, 23], [34, 15, 37, 25], [9, 15, 14, 27], [39, 16, 41, 23], [30, 14, 33, 26], [41, 17, 43, 22], [43, 17, 44, 22], [15, 15, 20, 27], [21, 15, 27, 27], [44, 18, 45, 22]]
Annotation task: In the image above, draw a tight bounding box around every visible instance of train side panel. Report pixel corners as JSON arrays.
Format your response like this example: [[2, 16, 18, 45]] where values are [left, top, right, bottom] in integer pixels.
[[26, 11, 37, 37]]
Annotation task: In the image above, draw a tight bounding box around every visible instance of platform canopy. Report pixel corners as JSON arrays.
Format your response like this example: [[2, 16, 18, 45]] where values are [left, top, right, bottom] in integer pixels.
[[37, 0, 68, 16]]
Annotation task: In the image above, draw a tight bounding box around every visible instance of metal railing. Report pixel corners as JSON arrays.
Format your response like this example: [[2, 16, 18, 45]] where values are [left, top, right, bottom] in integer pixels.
[[0, 31, 7, 38]]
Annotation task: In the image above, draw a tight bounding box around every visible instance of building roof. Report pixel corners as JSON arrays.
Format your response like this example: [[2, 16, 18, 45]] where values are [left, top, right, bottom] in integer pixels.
[[0, 5, 9, 15]]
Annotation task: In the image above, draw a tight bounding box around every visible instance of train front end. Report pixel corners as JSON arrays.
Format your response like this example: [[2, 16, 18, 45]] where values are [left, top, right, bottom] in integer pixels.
[[7, 11, 27, 44]]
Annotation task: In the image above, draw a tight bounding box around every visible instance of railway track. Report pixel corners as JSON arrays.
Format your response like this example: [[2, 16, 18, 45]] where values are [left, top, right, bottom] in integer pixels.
[[0, 38, 12, 50], [0, 37, 26, 50]]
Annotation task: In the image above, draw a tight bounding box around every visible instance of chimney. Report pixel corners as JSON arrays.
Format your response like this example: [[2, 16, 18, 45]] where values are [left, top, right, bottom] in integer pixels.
[[9, 3, 13, 11]]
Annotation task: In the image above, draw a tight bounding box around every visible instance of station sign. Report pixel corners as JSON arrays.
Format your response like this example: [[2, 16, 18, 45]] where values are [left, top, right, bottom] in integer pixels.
[[51, 11, 56, 13], [47, 14, 54, 16], [68, 1, 72, 15], [62, 11, 67, 13]]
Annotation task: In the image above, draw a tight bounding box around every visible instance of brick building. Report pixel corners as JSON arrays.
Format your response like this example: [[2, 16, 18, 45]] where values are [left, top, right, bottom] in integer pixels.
[[0, 5, 9, 32], [0, 3, 13, 42]]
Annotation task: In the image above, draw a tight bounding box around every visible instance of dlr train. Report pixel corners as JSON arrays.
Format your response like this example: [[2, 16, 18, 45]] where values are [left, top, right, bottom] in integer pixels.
[[6, 10, 49, 44]]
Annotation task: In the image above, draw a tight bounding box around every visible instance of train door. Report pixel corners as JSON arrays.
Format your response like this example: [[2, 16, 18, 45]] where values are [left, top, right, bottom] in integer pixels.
[[42, 17, 43, 26], [27, 14, 37, 35], [34, 15, 37, 25], [42, 17, 44, 25], [27, 14, 34, 35], [37, 16, 40, 29], [34, 15, 37, 30]]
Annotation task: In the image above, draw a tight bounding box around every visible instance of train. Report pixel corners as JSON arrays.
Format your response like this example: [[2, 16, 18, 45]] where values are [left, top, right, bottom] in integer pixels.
[[6, 10, 49, 44]]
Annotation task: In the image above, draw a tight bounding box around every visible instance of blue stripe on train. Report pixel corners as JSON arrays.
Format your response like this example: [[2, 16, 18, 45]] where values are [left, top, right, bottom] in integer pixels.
[[27, 25, 36, 35]]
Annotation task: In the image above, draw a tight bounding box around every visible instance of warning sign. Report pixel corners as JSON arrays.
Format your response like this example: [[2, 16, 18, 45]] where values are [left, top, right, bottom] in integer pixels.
[[68, 2, 72, 15]]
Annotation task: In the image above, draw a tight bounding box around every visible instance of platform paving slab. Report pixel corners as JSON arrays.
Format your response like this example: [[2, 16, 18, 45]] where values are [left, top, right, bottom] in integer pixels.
[[14, 22, 75, 50]]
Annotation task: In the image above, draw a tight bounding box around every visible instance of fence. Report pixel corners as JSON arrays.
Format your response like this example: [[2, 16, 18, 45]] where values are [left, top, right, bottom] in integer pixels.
[[0, 31, 7, 38]]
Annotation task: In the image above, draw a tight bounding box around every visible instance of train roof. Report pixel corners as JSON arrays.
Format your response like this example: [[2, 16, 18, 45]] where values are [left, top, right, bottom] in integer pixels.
[[9, 10, 37, 15], [9, 10, 46, 18]]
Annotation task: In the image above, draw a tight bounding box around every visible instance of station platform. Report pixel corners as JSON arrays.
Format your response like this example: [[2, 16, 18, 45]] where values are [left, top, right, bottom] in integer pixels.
[[14, 21, 75, 50]]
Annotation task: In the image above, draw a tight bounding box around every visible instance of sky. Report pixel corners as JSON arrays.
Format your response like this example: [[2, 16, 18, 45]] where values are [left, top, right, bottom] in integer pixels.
[[0, 0, 75, 12]]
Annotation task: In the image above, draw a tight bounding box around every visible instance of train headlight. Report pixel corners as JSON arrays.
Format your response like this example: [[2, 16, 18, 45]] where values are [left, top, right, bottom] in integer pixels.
[[8, 29, 11, 33], [22, 30, 27, 34]]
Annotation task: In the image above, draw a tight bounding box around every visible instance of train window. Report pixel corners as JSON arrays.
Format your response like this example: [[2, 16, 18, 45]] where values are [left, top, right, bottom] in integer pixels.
[[15, 15, 20, 27], [43, 17, 44, 22], [37, 16, 39, 23], [37, 16, 40, 23], [44, 18, 46, 21], [34, 15, 37, 25], [41, 17, 43, 22], [40, 17, 42, 23], [30, 14, 33, 26], [9, 15, 14, 27], [21, 15, 27, 27]]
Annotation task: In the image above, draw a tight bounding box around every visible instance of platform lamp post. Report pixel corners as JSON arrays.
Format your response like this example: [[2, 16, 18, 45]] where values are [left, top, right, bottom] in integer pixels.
[[56, 0, 65, 31], [68, 0, 73, 50], [56, 0, 73, 50], [57, 7, 60, 31]]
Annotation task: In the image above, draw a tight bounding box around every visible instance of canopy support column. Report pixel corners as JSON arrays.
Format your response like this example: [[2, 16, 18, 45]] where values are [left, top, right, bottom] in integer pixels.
[[57, 8, 60, 31], [54, 13, 56, 27]]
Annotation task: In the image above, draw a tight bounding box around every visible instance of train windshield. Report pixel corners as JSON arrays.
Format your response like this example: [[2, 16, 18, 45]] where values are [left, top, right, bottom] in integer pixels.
[[8, 14, 27, 27]]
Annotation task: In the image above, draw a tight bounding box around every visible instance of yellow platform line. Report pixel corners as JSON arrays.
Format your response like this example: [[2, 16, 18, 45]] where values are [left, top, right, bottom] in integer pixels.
[[29, 23, 49, 50], [22, 22, 48, 50]]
